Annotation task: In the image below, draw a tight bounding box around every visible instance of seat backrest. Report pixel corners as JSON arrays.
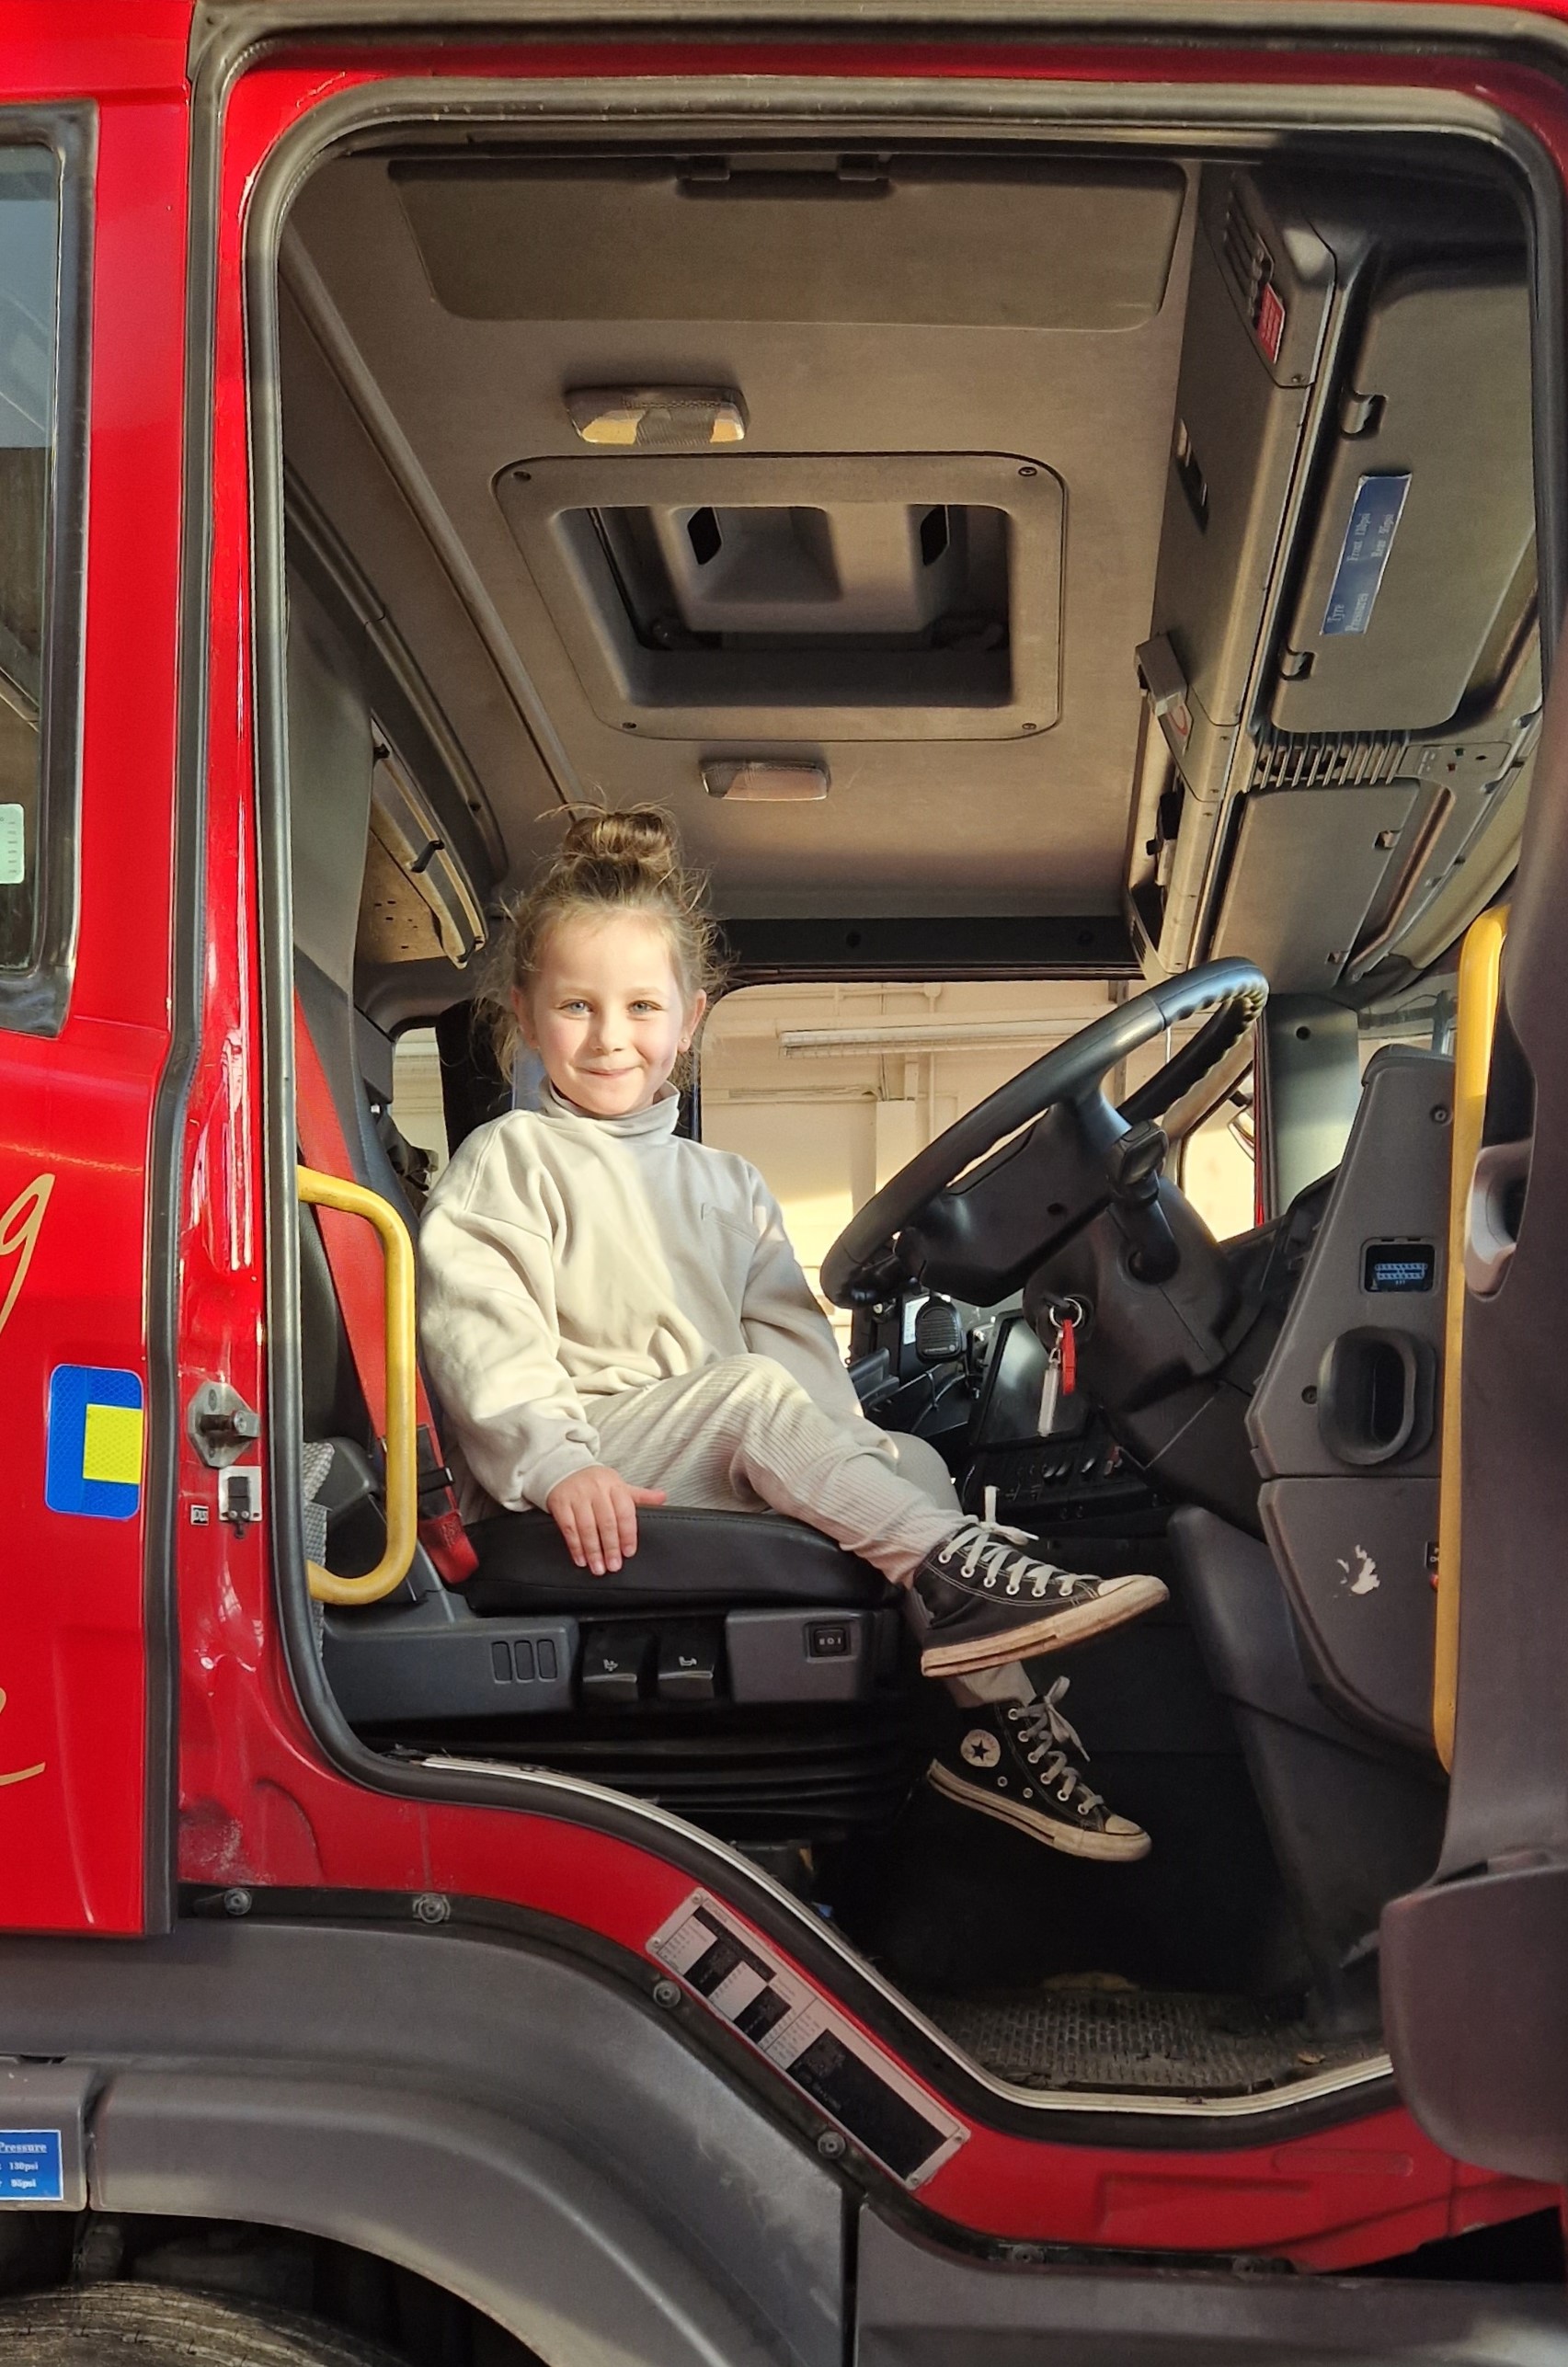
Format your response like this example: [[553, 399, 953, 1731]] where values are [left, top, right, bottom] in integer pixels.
[[298, 1194, 367, 1444], [288, 554, 425, 1446]]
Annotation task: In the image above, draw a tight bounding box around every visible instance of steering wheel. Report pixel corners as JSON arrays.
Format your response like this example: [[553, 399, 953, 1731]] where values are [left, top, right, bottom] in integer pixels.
[[820, 958, 1267, 1307]]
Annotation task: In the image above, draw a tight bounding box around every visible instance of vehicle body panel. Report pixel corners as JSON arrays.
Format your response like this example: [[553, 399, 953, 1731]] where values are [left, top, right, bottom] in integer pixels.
[[0, 1, 189, 1937], [0, 0, 1563, 2318]]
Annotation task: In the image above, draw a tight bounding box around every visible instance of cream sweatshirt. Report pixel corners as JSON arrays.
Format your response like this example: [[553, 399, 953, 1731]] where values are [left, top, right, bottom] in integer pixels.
[[418, 1081, 863, 1514]]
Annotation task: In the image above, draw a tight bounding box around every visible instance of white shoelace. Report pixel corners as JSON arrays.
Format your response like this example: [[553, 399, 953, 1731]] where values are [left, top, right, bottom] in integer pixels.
[[935, 1516, 1085, 1602], [1012, 1676, 1105, 1813]]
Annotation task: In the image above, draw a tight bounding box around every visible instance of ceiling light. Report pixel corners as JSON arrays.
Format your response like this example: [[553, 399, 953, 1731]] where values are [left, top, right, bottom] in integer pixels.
[[566, 387, 748, 452], [704, 759, 830, 803]]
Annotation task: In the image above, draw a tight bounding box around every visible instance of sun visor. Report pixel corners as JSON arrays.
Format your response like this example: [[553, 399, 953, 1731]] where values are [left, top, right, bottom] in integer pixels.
[[393, 156, 1184, 331], [1269, 265, 1534, 736]]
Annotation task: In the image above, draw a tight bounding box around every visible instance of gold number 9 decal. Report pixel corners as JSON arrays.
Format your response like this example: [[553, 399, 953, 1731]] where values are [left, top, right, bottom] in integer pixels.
[[0, 1175, 54, 1793], [0, 1172, 53, 1344]]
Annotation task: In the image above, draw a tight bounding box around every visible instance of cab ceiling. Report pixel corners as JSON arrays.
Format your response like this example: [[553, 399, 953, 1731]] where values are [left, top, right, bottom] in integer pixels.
[[280, 147, 1195, 920]]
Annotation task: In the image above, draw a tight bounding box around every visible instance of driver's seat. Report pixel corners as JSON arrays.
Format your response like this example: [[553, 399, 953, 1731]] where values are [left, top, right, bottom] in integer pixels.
[[295, 975, 907, 1836], [466, 1505, 892, 1616]]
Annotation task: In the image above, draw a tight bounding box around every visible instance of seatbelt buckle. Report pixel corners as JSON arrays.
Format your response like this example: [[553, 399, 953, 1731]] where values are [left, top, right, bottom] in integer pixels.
[[414, 1424, 477, 1585]]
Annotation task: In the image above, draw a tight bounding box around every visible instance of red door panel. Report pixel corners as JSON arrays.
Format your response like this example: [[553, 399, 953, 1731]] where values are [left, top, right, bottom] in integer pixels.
[[0, 6, 188, 1935], [187, 22, 1568, 2263]]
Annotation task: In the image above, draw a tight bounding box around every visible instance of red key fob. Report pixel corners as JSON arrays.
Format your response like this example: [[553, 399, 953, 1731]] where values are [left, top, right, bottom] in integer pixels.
[[1059, 1314, 1077, 1397]]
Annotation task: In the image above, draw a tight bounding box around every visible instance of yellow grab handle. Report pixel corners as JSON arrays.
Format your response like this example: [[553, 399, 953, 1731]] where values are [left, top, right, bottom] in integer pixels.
[[297, 1165, 418, 1607], [1434, 906, 1508, 1768]]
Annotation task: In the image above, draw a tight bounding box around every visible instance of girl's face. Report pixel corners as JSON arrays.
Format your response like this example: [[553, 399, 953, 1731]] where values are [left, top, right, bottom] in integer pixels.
[[515, 910, 705, 1119]]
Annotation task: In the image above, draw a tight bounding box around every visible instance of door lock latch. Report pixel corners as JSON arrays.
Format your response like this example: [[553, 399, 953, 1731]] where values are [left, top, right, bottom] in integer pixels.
[[188, 1380, 260, 1469]]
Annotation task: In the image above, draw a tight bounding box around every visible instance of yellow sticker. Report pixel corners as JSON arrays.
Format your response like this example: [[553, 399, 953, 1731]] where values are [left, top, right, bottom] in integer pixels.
[[81, 1402, 144, 1487]]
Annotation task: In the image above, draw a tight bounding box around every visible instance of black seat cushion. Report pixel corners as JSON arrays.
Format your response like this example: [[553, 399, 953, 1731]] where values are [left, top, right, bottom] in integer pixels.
[[464, 1505, 896, 1617]]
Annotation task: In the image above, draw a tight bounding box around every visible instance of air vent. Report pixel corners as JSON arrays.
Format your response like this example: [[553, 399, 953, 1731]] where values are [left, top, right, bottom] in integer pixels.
[[1250, 729, 1411, 794], [1219, 188, 1272, 326]]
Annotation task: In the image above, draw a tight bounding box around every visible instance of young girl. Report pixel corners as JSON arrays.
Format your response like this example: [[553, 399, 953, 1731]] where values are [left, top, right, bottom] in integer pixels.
[[418, 809, 1166, 1860]]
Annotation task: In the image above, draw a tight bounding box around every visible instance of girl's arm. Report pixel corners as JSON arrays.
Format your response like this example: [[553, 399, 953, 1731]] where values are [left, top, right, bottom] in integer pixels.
[[739, 1179, 864, 1420], [418, 1193, 601, 1513]]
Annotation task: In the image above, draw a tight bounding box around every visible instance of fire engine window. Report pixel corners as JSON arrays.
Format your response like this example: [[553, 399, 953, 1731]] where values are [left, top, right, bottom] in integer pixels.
[[390, 1025, 450, 1181], [0, 153, 57, 968], [0, 128, 86, 1036], [701, 979, 1191, 1351]]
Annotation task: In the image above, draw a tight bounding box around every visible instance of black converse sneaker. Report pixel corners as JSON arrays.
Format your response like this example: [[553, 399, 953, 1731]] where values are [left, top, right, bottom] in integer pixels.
[[908, 1515, 1167, 1679], [927, 1679, 1150, 1861]]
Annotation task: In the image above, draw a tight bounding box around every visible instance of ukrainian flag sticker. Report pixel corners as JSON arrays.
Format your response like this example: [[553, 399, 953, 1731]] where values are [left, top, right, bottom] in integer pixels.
[[45, 1366, 144, 1521]]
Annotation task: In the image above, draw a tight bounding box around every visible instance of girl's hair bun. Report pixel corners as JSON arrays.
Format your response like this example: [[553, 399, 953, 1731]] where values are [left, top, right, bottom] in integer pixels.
[[560, 805, 678, 884]]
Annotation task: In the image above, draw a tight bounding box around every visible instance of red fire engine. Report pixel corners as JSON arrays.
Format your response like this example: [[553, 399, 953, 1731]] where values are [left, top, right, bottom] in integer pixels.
[[4, 4, 1568, 2360]]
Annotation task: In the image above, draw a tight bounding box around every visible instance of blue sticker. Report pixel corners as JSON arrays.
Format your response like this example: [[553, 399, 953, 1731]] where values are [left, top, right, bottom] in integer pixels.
[[1321, 473, 1412, 637], [44, 1365, 143, 1521], [0, 2130, 63, 2201]]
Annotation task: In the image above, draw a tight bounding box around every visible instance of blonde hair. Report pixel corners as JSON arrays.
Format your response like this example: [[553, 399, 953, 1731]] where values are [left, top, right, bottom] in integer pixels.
[[481, 806, 722, 1078]]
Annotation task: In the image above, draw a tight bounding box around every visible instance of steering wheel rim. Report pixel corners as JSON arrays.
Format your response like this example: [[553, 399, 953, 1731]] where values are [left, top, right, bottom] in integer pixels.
[[819, 957, 1267, 1307]]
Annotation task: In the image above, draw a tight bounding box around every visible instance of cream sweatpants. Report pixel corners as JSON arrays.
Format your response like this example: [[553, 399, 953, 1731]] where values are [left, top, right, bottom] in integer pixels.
[[593, 1353, 956, 1584], [592, 1353, 1033, 1708]]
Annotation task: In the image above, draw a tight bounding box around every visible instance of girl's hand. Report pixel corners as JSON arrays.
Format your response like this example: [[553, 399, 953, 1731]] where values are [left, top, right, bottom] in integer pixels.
[[545, 1465, 667, 1574]]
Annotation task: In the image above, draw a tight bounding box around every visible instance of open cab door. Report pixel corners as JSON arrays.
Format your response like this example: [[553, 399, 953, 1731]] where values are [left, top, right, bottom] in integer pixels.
[[0, 10, 187, 1937], [1384, 624, 1568, 2178]]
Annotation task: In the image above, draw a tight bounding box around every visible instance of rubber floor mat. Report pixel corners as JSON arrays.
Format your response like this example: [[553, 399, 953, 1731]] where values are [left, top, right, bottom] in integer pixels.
[[919, 1986, 1378, 2098]]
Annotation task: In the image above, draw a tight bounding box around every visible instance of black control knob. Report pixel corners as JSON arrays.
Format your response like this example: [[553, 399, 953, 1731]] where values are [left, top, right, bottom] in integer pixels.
[[1105, 1122, 1179, 1284], [1105, 1121, 1168, 1204]]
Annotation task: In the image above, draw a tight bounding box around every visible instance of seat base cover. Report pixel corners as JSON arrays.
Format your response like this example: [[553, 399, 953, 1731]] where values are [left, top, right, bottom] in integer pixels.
[[465, 1504, 896, 1617]]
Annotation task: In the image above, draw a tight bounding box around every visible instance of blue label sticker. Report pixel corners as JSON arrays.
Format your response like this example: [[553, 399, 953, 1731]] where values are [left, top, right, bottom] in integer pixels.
[[1321, 473, 1412, 637], [0, 2130, 63, 2201], [44, 1365, 144, 1521]]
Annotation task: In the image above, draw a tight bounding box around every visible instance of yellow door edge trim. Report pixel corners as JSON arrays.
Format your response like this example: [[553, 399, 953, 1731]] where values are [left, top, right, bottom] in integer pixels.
[[1434, 905, 1508, 1769], [296, 1165, 419, 1607]]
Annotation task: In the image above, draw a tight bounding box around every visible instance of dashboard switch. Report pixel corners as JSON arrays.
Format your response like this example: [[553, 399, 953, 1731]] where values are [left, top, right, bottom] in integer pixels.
[[580, 1626, 652, 1705], [658, 1623, 723, 1702]]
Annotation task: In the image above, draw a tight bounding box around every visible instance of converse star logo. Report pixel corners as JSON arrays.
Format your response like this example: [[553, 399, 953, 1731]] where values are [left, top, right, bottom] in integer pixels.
[[960, 1730, 1001, 1769]]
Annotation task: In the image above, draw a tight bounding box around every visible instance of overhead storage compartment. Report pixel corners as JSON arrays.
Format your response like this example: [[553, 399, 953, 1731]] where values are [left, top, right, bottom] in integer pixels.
[[1128, 166, 1538, 995], [1271, 266, 1534, 736], [395, 154, 1185, 331]]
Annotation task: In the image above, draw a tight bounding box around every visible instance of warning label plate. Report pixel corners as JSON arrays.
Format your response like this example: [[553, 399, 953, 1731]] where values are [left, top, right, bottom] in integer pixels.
[[0, 2131, 63, 2201], [1322, 473, 1412, 637], [1254, 279, 1287, 365], [649, 1891, 967, 2188]]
